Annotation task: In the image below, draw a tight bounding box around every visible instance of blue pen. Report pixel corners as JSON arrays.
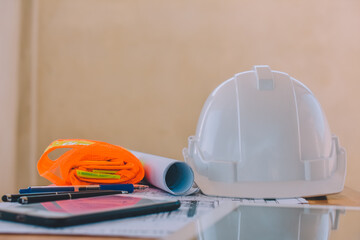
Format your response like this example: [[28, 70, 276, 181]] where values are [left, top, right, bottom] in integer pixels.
[[19, 184, 137, 194]]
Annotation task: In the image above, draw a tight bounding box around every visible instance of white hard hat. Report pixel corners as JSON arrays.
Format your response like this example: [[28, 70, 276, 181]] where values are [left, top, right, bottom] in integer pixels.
[[183, 65, 346, 198]]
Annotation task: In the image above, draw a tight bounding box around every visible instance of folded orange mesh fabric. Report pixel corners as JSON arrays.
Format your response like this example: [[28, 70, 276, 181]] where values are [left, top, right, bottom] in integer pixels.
[[37, 139, 145, 185]]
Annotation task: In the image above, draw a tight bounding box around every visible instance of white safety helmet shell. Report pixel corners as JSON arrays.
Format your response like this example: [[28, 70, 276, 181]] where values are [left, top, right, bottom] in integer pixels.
[[184, 65, 346, 198]]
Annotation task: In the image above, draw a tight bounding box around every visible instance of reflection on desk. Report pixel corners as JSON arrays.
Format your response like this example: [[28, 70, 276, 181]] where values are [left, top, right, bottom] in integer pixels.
[[167, 203, 360, 240]]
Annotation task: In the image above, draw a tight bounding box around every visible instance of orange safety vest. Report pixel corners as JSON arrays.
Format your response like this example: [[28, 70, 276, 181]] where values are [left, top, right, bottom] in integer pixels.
[[37, 139, 145, 185]]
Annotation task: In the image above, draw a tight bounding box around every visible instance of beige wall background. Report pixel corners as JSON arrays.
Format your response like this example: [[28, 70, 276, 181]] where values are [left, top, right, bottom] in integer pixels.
[[5, 0, 360, 192], [0, 0, 21, 193]]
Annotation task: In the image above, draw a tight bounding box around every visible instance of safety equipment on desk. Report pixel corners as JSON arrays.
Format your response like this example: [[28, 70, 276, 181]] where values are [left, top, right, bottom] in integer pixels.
[[38, 139, 145, 185], [183, 65, 346, 198]]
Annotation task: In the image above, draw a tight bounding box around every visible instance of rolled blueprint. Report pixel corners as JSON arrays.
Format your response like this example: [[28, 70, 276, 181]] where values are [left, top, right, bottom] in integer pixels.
[[130, 150, 194, 195]]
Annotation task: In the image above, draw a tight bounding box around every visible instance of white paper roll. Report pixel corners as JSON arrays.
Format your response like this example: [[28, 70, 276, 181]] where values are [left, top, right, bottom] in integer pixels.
[[130, 150, 194, 195]]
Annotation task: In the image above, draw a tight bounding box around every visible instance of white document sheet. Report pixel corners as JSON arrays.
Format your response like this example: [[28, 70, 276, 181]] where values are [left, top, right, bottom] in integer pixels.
[[0, 187, 308, 238]]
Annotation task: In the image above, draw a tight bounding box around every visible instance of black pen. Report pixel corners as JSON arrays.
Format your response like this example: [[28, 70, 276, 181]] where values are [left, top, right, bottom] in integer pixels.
[[2, 192, 71, 202], [18, 190, 128, 204]]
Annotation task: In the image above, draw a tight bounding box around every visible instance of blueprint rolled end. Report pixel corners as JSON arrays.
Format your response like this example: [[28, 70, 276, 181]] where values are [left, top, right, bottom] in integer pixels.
[[164, 161, 194, 195], [129, 150, 194, 195]]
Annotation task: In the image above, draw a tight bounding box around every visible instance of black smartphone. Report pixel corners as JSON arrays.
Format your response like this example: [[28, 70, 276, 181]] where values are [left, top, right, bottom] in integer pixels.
[[0, 195, 180, 227]]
